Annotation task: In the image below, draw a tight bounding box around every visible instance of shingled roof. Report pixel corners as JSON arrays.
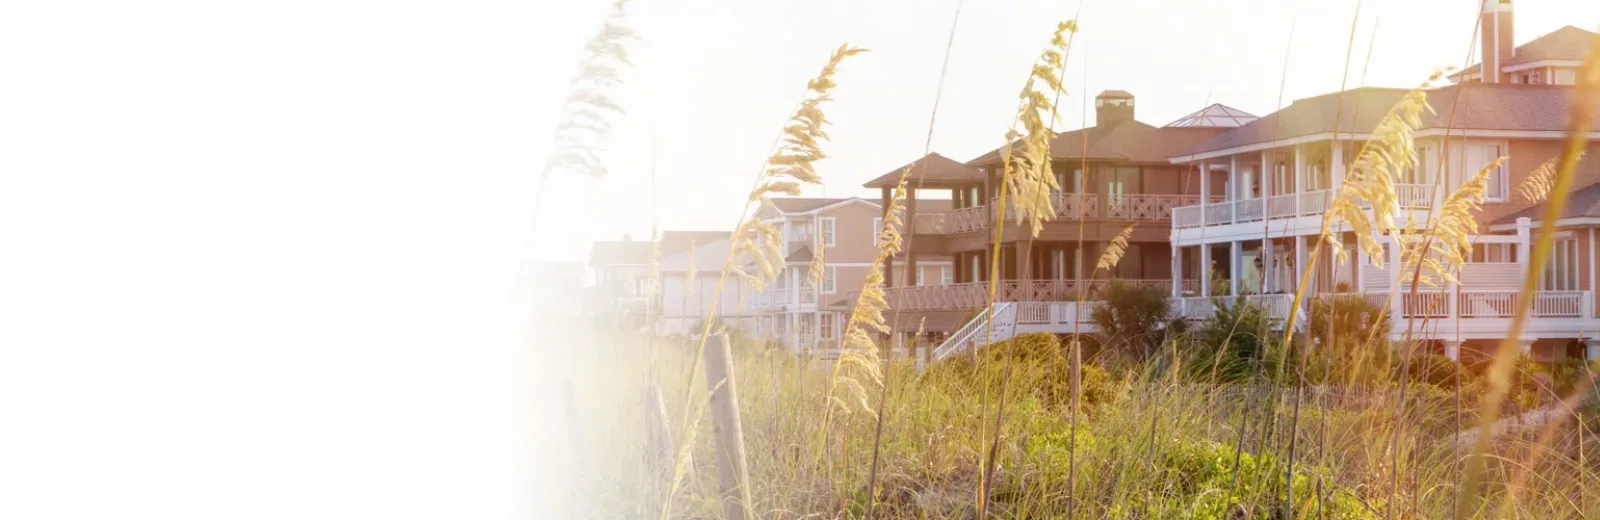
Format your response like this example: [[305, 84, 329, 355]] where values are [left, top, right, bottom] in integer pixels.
[[1451, 25, 1599, 79], [1171, 83, 1600, 160], [966, 120, 1235, 167], [1494, 178, 1600, 227], [862, 152, 983, 189]]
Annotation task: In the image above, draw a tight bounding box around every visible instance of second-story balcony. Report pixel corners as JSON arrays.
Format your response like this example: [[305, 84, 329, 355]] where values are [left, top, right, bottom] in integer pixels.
[[911, 192, 1223, 235], [755, 286, 819, 310], [1173, 184, 1434, 230]]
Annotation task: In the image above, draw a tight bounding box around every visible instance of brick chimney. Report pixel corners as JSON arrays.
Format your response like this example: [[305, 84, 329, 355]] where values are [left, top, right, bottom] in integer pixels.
[[1480, 0, 1514, 83], [1095, 90, 1135, 127]]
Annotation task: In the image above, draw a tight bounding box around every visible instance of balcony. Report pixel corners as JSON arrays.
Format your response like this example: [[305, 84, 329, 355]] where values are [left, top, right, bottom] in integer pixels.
[[756, 287, 818, 310], [883, 279, 1197, 312], [911, 193, 1222, 235], [1173, 184, 1434, 230]]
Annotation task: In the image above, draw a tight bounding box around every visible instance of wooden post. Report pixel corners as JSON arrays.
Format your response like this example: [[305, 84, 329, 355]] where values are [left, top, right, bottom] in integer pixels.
[[703, 334, 752, 520]]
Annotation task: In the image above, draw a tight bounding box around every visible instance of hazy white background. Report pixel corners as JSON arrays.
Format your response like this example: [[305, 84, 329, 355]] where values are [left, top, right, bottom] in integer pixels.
[[0, 0, 1594, 518]]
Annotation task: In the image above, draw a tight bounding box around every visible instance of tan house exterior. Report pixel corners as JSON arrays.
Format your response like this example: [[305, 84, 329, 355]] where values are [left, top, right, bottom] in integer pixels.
[[750, 196, 953, 353]]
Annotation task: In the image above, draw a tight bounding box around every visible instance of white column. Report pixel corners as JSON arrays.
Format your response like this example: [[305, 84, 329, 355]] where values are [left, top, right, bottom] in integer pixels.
[[1230, 155, 1240, 200], [1294, 145, 1306, 196], [1261, 149, 1273, 198], [1444, 340, 1462, 361], [1200, 244, 1213, 297], [1172, 245, 1184, 299], [1517, 218, 1532, 281], [1330, 140, 1346, 189], [1294, 235, 1309, 295], [1587, 337, 1600, 361], [1262, 238, 1275, 293], [1230, 241, 1243, 297], [1519, 338, 1535, 355], [1199, 161, 1210, 224]]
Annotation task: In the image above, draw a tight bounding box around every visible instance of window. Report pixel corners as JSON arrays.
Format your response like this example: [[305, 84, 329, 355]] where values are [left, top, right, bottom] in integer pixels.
[[941, 265, 953, 285], [1446, 141, 1508, 201], [1541, 239, 1579, 291], [1470, 244, 1518, 263], [1555, 69, 1578, 86], [820, 312, 836, 339], [819, 218, 835, 247], [872, 217, 882, 245], [1106, 167, 1139, 206], [822, 266, 837, 293]]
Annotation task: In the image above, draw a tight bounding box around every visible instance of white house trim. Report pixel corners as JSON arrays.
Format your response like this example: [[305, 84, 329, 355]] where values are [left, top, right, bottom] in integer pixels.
[[1502, 60, 1582, 73], [1169, 132, 1374, 163], [1489, 218, 1600, 232]]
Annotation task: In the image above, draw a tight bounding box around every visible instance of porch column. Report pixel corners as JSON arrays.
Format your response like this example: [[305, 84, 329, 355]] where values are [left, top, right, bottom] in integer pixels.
[[1519, 338, 1535, 355], [1172, 244, 1184, 299], [1261, 150, 1273, 199], [1294, 235, 1309, 295], [1517, 217, 1532, 282], [1199, 161, 1210, 224], [906, 188, 919, 286], [1230, 155, 1241, 200], [1444, 340, 1462, 361], [1262, 238, 1275, 294], [1331, 140, 1346, 189], [982, 168, 994, 225], [1230, 241, 1243, 297], [1294, 146, 1307, 215], [1200, 243, 1213, 297], [1015, 240, 1033, 286], [883, 186, 896, 287], [1587, 336, 1600, 361]]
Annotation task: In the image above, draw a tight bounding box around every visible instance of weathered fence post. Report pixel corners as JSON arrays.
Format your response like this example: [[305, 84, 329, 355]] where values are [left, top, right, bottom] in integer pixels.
[[703, 333, 752, 520]]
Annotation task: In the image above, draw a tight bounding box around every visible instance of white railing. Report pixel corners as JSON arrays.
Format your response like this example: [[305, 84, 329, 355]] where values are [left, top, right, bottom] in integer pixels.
[[1299, 189, 1330, 216], [757, 288, 790, 308], [1204, 203, 1235, 226], [1176, 297, 1215, 320], [1396, 183, 1432, 209], [1245, 293, 1296, 318], [1402, 291, 1450, 318], [1459, 291, 1516, 317], [1235, 199, 1265, 222], [1267, 193, 1297, 219], [931, 302, 1018, 361], [1173, 204, 1203, 227], [1534, 291, 1587, 317]]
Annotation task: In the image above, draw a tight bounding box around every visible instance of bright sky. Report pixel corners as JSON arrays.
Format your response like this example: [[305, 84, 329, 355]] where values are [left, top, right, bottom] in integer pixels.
[[1, 1, 1596, 518], [539, 0, 1600, 262]]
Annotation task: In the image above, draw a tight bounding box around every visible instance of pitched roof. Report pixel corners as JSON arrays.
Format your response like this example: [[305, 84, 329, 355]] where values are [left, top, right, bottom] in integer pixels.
[[587, 239, 651, 266], [967, 120, 1232, 167], [1173, 83, 1600, 159], [784, 246, 814, 263], [766, 197, 882, 214], [862, 152, 983, 188], [1165, 103, 1259, 128], [660, 230, 728, 255], [1494, 179, 1600, 226], [1452, 25, 1598, 78]]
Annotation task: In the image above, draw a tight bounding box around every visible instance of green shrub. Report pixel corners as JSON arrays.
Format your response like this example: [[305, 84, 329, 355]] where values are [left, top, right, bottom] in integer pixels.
[[1090, 280, 1173, 364]]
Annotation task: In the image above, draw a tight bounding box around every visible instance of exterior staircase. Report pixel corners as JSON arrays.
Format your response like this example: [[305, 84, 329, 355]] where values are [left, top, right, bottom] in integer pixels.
[[931, 302, 1018, 361]]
